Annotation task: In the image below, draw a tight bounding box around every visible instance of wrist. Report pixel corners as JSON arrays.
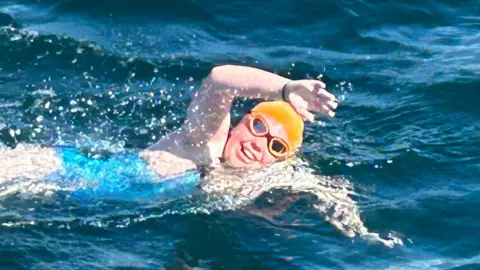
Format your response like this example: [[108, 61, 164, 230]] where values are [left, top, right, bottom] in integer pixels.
[[281, 80, 292, 102]]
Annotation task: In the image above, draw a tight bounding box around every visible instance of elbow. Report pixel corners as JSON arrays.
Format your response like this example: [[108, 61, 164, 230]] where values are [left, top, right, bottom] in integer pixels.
[[208, 65, 236, 84], [211, 64, 234, 74]]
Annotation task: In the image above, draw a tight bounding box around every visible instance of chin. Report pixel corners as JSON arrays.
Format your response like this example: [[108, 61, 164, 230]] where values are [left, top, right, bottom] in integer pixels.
[[223, 146, 249, 168], [223, 134, 267, 169], [225, 150, 266, 170], [228, 160, 247, 168], [227, 159, 261, 169], [224, 149, 247, 168]]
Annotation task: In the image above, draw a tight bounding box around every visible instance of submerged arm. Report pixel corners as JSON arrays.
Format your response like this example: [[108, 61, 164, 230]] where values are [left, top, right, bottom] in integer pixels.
[[204, 163, 400, 247], [287, 175, 401, 247]]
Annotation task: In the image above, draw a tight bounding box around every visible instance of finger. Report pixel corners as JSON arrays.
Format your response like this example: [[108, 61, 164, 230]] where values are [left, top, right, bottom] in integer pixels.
[[311, 80, 326, 92], [318, 89, 336, 101], [298, 108, 315, 122], [312, 80, 326, 89], [306, 83, 315, 92], [312, 97, 337, 110], [312, 101, 335, 117], [323, 105, 335, 117], [326, 100, 338, 110]]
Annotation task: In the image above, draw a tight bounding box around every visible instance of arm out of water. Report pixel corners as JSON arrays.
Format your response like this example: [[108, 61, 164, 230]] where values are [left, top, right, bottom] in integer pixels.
[[143, 65, 292, 170]]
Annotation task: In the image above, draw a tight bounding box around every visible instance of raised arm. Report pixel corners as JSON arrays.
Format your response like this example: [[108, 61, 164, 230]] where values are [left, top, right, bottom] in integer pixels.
[[186, 64, 336, 129], [204, 65, 292, 100], [147, 66, 290, 155], [151, 66, 335, 144], [144, 65, 337, 171], [180, 65, 294, 145]]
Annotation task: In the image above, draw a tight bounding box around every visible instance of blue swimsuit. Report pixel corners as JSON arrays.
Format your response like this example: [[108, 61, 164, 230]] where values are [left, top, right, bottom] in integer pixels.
[[51, 148, 201, 202]]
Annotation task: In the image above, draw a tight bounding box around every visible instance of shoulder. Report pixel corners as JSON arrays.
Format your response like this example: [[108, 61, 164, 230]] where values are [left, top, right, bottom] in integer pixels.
[[139, 150, 197, 178], [0, 144, 62, 181]]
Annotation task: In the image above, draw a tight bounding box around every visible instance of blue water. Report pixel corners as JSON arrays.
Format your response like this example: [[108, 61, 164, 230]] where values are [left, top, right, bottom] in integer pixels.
[[0, 0, 479, 269]]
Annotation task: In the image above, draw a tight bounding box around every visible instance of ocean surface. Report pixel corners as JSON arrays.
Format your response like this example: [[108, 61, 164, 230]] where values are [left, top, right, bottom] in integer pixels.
[[0, 0, 479, 269]]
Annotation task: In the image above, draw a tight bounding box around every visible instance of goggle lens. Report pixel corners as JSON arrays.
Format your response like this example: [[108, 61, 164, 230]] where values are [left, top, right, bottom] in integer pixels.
[[252, 118, 267, 134], [249, 114, 290, 158], [271, 139, 287, 154]]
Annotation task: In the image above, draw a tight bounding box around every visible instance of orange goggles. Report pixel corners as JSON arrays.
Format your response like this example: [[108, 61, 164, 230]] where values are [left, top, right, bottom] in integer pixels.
[[248, 113, 291, 158]]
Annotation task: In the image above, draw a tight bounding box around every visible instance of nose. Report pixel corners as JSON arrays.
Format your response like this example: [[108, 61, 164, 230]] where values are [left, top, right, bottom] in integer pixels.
[[251, 137, 268, 157]]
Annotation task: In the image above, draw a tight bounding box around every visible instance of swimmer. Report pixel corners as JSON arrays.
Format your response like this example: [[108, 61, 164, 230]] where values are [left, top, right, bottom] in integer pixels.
[[140, 65, 337, 175], [0, 65, 399, 247]]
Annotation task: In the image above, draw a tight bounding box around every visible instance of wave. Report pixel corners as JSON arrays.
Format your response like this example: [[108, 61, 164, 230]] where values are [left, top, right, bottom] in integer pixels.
[[0, 27, 217, 149], [0, 26, 214, 82], [15, 0, 214, 22], [0, 11, 21, 28]]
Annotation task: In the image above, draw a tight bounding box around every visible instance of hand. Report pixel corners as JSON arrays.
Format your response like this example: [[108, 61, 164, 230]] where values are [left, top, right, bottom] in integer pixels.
[[283, 80, 337, 121]]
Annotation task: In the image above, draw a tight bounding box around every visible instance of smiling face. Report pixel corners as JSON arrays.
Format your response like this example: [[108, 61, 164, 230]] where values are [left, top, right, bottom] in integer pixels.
[[222, 113, 291, 169]]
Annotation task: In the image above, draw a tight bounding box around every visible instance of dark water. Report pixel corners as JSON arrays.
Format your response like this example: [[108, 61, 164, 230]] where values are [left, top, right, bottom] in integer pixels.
[[0, 0, 479, 269]]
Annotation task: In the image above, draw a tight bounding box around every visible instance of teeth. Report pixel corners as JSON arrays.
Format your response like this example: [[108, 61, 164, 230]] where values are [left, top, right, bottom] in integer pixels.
[[243, 147, 254, 160]]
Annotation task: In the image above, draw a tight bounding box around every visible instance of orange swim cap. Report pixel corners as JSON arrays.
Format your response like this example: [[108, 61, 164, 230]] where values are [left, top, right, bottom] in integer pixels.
[[251, 101, 304, 150]]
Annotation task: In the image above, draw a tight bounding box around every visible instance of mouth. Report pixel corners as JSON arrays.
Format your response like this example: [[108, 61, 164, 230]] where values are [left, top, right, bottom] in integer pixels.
[[242, 146, 256, 161], [236, 145, 254, 163]]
